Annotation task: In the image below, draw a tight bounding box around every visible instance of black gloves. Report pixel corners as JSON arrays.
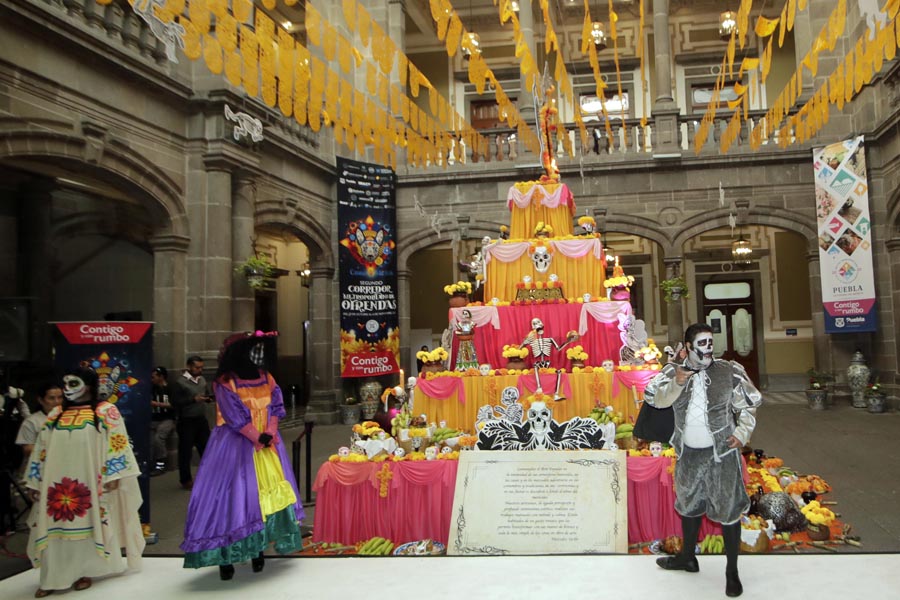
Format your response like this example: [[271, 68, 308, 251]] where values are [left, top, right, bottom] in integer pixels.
[[258, 433, 273, 447]]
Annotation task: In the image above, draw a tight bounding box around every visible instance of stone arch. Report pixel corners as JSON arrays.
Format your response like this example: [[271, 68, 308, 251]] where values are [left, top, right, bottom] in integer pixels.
[[398, 223, 497, 271], [0, 127, 188, 238], [605, 215, 674, 255], [672, 206, 817, 251], [254, 198, 334, 270]]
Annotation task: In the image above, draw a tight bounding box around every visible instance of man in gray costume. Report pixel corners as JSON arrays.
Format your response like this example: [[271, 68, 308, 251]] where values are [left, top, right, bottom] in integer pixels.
[[643, 322, 762, 598]]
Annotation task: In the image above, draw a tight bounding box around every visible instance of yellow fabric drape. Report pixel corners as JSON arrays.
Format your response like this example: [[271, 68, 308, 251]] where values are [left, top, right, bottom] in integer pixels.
[[415, 372, 641, 431], [507, 196, 575, 241], [484, 247, 606, 302], [253, 447, 297, 519]]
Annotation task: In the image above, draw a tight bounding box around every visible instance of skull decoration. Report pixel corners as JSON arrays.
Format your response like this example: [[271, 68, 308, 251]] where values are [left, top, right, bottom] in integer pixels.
[[650, 441, 663, 457], [531, 246, 552, 273], [602, 359, 615, 372], [440, 446, 453, 454], [425, 446, 438, 460], [531, 317, 544, 333], [500, 386, 520, 406], [338, 446, 351, 457], [393, 447, 406, 458], [606, 441, 619, 451], [527, 401, 553, 448], [479, 364, 492, 376], [548, 273, 559, 282]]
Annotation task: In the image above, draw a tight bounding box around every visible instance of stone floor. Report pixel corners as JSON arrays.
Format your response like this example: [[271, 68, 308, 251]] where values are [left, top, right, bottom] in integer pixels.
[[1, 391, 897, 582]]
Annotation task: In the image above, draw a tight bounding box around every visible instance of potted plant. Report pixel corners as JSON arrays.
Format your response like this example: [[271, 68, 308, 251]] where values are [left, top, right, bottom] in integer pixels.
[[340, 396, 362, 425], [443, 280, 473, 307], [659, 276, 689, 303], [566, 345, 588, 370], [805, 368, 833, 410], [502, 344, 529, 370], [416, 347, 449, 375], [865, 378, 886, 413], [235, 255, 275, 289]]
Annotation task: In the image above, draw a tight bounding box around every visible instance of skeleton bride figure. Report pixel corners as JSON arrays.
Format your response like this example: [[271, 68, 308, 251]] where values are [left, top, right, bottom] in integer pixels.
[[454, 309, 479, 371]]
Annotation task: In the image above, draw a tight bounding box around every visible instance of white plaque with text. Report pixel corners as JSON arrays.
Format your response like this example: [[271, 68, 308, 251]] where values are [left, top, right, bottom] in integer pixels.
[[448, 450, 628, 555]]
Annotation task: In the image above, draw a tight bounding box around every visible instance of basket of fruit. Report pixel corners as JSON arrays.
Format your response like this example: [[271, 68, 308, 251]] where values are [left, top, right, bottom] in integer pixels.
[[740, 514, 775, 553]]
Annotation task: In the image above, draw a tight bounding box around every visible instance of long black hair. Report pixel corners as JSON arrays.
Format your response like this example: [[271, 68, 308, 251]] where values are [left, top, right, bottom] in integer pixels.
[[53, 367, 102, 431]]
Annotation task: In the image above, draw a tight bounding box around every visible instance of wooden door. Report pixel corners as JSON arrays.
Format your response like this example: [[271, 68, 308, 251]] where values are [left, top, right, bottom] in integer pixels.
[[702, 280, 759, 386]]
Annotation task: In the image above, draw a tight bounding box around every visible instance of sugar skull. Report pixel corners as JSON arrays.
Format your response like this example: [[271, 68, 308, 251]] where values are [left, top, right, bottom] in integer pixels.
[[338, 446, 351, 457], [606, 441, 619, 451], [479, 364, 491, 376], [602, 359, 615, 372], [393, 447, 406, 457], [650, 441, 663, 457], [425, 446, 437, 460], [441, 446, 453, 454]]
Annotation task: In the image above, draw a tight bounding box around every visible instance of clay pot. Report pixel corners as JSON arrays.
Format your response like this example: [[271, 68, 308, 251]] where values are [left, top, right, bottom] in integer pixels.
[[570, 360, 585, 370], [505, 358, 527, 371], [806, 523, 830, 541], [448, 293, 469, 308], [420, 362, 445, 375]]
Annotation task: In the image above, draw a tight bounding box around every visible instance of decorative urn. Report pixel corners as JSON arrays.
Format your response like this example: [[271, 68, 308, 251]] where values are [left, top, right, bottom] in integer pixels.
[[846, 351, 870, 409]]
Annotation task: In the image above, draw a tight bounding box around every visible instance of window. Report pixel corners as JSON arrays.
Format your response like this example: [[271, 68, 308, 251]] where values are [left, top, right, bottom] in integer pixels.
[[579, 91, 630, 122], [690, 82, 739, 114]]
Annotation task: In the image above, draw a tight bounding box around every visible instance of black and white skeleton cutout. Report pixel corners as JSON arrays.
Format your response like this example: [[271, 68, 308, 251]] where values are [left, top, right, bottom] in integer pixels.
[[476, 401, 606, 451], [493, 386, 523, 423]]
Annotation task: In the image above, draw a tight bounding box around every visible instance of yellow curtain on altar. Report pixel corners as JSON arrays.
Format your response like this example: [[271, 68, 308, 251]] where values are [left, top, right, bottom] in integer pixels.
[[414, 371, 641, 431], [484, 249, 606, 302], [509, 206, 575, 240]]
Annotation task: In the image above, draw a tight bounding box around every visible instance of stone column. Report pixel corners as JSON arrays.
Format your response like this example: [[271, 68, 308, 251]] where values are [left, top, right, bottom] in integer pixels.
[[198, 156, 234, 357], [303, 264, 338, 424], [397, 268, 411, 374], [651, 0, 681, 155], [232, 171, 257, 332], [150, 233, 190, 369], [663, 257, 684, 347], [807, 250, 833, 373], [885, 238, 900, 375], [20, 180, 55, 364], [516, 0, 537, 124]]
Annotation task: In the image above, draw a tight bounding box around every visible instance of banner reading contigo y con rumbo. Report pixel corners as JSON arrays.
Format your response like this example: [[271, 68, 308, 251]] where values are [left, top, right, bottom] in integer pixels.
[[812, 136, 877, 333], [52, 321, 154, 523], [337, 157, 400, 378]]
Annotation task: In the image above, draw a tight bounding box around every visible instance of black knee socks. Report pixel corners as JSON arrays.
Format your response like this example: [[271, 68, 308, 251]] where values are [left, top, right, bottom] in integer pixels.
[[680, 515, 703, 558], [722, 522, 740, 572]]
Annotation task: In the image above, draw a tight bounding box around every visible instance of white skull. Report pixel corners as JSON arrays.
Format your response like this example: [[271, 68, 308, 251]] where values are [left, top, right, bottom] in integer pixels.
[[393, 447, 406, 457], [527, 401, 552, 437], [338, 446, 350, 457], [482, 235, 492, 246], [650, 441, 663, 457], [531, 318, 544, 332], [549, 273, 559, 282], [582, 222, 595, 234], [500, 386, 520, 406], [439, 420, 447, 428], [479, 363, 491, 376], [602, 359, 615, 372], [531, 246, 552, 273], [441, 446, 453, 454], [606, 442, 619, 451], [425, 446, 438, 460]]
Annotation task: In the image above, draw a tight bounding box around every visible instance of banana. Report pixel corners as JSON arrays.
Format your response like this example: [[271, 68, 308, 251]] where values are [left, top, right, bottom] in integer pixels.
[[700, 535, 710, 554]]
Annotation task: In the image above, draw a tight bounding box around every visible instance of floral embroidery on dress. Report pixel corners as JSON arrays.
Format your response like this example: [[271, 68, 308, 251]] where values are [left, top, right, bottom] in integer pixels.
[[46, 477, 92, 522], [29, 461, 42, 481], [109, 433, 128, 452], [104, 455, 129, 477], [105, 405, 121, 421]]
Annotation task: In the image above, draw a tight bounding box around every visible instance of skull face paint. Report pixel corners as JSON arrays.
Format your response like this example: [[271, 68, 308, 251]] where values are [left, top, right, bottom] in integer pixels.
[[249, 342, 265, 367], [62, 374, 88, 403], [687, 332, 714, 370]]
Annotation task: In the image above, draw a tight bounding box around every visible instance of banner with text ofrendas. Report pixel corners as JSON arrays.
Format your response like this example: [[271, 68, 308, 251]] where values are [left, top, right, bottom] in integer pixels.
[[337, 157, 400, 377], [52, 322, 154, 522], [813, 136, 877, 333]]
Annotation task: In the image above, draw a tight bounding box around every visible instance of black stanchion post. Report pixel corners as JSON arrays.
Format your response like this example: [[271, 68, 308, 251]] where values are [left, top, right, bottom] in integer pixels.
[[304, 420, 314, 504]]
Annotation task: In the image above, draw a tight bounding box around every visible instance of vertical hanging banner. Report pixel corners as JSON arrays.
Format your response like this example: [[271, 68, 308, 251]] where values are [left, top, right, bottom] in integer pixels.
[[337, 157, 400, 377], [812, 136, 877, 333], [51, 322, 154, 522]]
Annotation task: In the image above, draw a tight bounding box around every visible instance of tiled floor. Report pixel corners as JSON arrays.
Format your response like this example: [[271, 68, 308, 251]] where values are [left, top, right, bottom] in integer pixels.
[[2, 391, 898, 592]]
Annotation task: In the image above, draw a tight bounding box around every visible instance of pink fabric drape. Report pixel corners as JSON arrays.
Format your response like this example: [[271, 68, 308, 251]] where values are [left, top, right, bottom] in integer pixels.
[[415, 376, 466, 405], [449, 306, 501, 329], [506, 182, 574, 210], [483, 242, 530, 267], [312, 456, 721, 547], [612, 370, 658, 397], [447, 302, 625, 370], [516, 372, 572, 400]]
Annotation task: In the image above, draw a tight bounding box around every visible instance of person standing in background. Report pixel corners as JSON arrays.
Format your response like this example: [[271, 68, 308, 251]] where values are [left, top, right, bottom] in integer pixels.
[[149, 367, 176, 476], [15, 383, 63, 469], [171, 356, 210, 490]]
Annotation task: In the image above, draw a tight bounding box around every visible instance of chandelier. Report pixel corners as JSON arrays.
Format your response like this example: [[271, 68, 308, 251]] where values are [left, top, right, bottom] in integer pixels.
[[732, 235, 752, 265], [719, 11, 737, 39], [591, 21, 607, 51]]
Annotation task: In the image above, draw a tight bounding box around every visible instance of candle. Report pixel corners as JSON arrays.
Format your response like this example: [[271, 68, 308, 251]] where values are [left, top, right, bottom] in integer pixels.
[[399, 368, 404, 387]]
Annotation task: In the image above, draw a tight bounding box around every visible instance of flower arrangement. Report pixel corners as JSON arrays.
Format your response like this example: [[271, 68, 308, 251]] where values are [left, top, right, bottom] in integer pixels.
[[566, 345, 588, 361], [801, 500, 835, 526], [443, 280, 473, 296], [806, 368, 834, 390], [659, 276, 689, 302], [234, 255, 276, 289], [533, 221, 554, 237], [417, 347, 449, 363], [866, 379, 882, 396], [407, 427, 428, 438], [352, 421, 385, 439], [604, 274, 635, 288], [577, 216, 596, 230], [638, 340, 663, 363], [502, 345, 530, 359]]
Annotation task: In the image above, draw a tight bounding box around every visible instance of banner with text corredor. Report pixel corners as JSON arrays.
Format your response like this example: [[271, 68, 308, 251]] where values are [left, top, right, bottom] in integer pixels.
[[813, 136, 877, 333], [337, 157, 400, 377]]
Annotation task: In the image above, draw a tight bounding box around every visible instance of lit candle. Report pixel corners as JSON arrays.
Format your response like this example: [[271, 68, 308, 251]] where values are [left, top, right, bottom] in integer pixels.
[[399, 368, 404, 387]]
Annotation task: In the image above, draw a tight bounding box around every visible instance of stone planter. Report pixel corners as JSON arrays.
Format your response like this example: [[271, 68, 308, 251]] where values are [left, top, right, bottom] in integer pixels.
[[866, 392, 887, 413], [805, 389, 827, 410], [448, 293, 469, 308], [339, 403, 362, 425]]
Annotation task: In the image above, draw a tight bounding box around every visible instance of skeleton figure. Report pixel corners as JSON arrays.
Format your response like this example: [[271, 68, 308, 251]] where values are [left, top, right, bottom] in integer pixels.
[[521, 318, 579, 400], [224, 104, 265, 143], [493, 386, 523, 423], [527, 402, 553, 449], [619, 315, 649, 366], [476, 401, 605, 451]]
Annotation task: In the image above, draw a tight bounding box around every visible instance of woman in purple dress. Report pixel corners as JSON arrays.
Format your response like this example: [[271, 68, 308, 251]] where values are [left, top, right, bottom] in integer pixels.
[[181, 331, 303, 580]]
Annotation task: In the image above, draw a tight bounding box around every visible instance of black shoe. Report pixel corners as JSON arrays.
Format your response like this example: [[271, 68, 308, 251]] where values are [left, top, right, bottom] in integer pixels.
[[656, 555, 700, 572], [726, 570, 743, 597], [251, 552, 265, 573], [219, 564, 234, 580]]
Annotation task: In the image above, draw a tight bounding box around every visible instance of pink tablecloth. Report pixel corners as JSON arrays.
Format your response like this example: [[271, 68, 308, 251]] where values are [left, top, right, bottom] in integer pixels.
[[312, 456, 721, 547]]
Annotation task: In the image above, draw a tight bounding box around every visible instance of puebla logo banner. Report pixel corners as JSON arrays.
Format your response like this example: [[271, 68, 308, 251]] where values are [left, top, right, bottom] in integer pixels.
[[337, 157, 400, 377], [813, 136, 877, 333]]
